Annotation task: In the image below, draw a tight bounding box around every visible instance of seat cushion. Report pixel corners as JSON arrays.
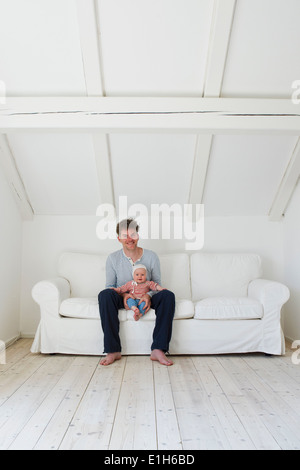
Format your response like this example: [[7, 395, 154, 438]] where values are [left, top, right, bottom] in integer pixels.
[[126, 298, 194, 321], [60, 297, 128, 321], [194, 297, 263, 320], [60, 297, 194, 321]]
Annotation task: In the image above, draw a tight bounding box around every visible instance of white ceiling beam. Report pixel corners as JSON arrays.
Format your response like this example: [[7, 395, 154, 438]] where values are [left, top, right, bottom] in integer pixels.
[[92, 134, 115, 206], [0, 97, 299, 134], [269, 137, 300, 221], [0, 134, 34, 220], [76, 0, 114, 206], [189, 134, 212, 204], [189, 0, 237, 205], [204, 0, 236, 98], [76, 0, 105, 96]]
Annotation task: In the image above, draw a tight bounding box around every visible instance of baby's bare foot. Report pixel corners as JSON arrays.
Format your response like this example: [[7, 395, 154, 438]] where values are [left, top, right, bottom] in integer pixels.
[[133, 308, 141, 321]]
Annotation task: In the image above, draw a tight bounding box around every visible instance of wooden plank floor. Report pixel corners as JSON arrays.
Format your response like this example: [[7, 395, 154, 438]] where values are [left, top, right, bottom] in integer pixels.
[[1, 338, 300, 450]]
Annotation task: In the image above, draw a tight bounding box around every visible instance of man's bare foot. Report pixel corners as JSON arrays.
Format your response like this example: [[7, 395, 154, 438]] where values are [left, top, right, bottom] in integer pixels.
[[100, 352, 121, 366], [150, 349, 173, 366]]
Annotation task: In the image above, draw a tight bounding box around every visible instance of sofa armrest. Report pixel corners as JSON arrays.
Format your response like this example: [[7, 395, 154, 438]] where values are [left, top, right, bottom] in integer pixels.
[[248, 279, 290, 310], [32, 277, 71, 318], [248, 279, 290, 355]]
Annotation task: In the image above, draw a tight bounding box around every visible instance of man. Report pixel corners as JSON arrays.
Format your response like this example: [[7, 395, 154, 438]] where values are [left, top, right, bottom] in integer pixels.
[[98, 218, 175, 366]]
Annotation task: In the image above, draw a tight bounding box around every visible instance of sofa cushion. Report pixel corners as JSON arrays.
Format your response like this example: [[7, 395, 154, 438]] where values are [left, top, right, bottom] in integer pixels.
[[58, 252, 107, 297], [194, 297, 263, 320], [126, 298, 194, 321], [191, 253, 262, 301], [59, 297, 194, 321], [58, 252, 191, 300], [159, 253, 191, 300], [59, 297, 128, 321]]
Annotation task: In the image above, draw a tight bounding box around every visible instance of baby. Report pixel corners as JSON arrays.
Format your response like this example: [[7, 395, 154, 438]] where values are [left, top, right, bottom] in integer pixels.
[[112, 264, 165, 321]]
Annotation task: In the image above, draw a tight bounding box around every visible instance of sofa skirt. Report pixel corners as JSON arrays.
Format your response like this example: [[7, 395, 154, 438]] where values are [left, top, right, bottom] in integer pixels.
[[31, 316, 284, 356]]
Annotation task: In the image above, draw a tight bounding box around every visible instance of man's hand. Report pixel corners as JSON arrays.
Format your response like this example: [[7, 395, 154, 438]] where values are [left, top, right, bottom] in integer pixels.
[[122, 293, 135, 310], [138, 294, 151, 313]]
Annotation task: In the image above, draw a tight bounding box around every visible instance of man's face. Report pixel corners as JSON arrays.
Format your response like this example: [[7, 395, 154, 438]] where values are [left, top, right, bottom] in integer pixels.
[[118, 228, 139, 251]]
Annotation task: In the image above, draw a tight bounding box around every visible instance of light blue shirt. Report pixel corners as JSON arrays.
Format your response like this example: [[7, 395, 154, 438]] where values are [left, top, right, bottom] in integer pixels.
[[105, 248, 161, 297]]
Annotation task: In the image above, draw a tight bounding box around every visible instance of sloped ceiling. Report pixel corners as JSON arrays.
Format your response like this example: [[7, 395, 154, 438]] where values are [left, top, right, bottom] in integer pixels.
[[0, 0, 300, 219]]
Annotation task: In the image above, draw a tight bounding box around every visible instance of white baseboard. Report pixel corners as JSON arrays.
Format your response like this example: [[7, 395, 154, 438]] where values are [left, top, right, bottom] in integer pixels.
[[5, 334, 21, 348], [285, 335, 295, 346], [20, 333, 35, 339]]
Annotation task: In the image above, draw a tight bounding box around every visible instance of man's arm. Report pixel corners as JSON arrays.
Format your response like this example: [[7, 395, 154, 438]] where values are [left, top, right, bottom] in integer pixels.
[[148, 252, 161, 297], [105, 255, 117, 288], [137, 252, 162, 313], [106, 255, 135, 310]]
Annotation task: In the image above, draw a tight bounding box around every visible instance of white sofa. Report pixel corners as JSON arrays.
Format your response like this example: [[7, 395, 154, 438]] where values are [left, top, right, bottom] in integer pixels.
[[31, 251, 290, 356]]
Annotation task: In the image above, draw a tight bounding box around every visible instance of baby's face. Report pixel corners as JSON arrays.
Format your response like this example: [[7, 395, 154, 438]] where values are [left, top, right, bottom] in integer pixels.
[[133, 268, 147, 284]]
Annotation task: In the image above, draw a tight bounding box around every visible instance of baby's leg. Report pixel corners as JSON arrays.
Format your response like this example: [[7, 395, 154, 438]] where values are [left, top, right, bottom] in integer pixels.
[[127, 298, 140, 321], [138, 301, 146, 315]]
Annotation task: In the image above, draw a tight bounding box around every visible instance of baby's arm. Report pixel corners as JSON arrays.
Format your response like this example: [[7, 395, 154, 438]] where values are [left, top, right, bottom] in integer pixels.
[[111, 286, 122, 294], [147, 281, 165, 292], [111, 281, 132, 295]]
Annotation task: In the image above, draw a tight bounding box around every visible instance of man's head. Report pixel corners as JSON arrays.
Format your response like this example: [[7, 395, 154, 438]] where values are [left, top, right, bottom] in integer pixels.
[[116, 218, 139, 252]]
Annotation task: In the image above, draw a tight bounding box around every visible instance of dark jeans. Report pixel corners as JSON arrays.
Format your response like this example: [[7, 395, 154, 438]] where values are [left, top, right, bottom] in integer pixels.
[[98, 288, 175, 354]]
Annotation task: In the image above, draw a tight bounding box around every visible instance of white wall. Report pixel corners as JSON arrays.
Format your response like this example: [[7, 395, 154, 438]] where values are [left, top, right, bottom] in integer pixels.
[[0, 165, 22, 344], [20, 214, 284, 337], [283, 180, 300, 342]]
